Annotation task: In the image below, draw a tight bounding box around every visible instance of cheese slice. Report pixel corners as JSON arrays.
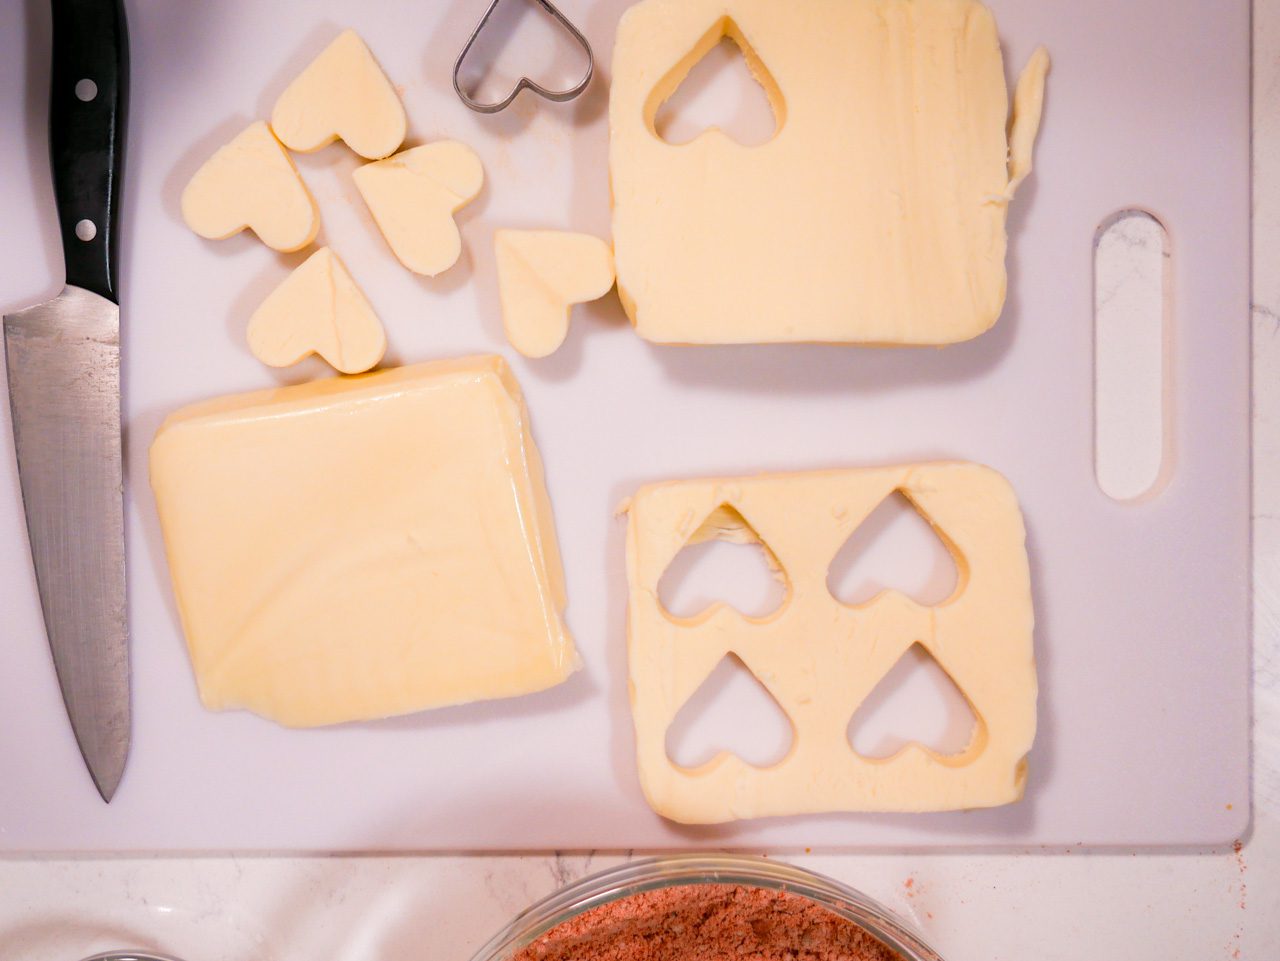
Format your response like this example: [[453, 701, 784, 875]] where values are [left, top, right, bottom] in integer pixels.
[[495, 230, 616, 358], [246, 247, 386, 374], [270, 29, 406, 160], [609, 0, 1049, 344], [181, 121, 319, 252], [625, 463, 1036, 822], [150, 356, 578, 727], [354, 143, 484, 277]]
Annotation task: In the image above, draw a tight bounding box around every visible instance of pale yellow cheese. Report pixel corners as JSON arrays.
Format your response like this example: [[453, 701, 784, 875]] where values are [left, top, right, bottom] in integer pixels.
[[150, 356, 578, 727], [609, 0, 1049, 345], [625, 463, 1036, 822], [246, 247, 386, 374], [270, 29, 406, 160], [495, 230, 616, 358], [181, 121, 319, 252], [353, 143, 484, 277], [1006, 46, 1052, 198]]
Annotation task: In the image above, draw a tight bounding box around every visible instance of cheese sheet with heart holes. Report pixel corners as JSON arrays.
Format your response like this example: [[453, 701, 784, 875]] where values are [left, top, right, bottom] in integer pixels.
[[626, 463, 1036, 824]]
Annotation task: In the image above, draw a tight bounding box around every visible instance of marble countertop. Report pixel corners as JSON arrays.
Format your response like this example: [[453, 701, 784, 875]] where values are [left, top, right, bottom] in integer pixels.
[[1, 3, 1277, 959]]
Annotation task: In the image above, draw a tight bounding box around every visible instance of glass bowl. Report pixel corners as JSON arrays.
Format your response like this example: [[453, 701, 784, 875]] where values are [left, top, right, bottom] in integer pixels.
[[466, 855, 943, 961]]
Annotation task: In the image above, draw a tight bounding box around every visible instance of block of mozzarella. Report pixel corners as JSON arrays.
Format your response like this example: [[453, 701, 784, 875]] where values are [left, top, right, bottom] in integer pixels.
[[150, 356, 579, 727], [271, 29, 406, 160], [246, 247, 386, 374], [625, 462, 1036, 822], [494, 230, 616, 358], [354, 143, 484, 277], [181, 121, 319, 252], [609, 0, 1049, 344]]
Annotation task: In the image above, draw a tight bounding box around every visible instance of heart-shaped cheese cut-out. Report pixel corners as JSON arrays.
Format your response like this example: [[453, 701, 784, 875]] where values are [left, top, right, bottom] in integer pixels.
[[271, 29, 406, 160], [353, 142, 484, 277], [247, 247, 386, 374], [494, 230, 615, 358], [181, 121, 319, 252]]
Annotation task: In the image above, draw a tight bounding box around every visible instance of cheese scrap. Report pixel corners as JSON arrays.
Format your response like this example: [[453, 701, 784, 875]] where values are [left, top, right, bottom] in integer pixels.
[[271, 29, 406, 160], [1006, 46, 1052, 198], [354, 143, 484, 277], [150, 356, 579, 727], [625, 463, 1036, 823], [246, 247, 386, 374], [495, 230, 616, 358], [609, 0, 1049, 344], [180, 121, 319, 252]]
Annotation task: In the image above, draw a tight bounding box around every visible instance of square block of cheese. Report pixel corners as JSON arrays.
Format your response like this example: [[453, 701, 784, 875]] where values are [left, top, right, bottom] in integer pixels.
[[625, 463, 1036, 823], [150, 356, 578, 727], [609, 0, 1048, 345]]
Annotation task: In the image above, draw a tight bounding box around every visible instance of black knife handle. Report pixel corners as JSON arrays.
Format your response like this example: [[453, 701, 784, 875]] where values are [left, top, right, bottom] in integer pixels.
[[49, 0, 129, 305]]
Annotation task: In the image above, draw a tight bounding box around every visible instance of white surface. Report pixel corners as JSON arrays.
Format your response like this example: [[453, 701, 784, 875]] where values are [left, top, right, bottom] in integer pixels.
[[0, 0, 1276, 957], [0, 0, 1253, 851]]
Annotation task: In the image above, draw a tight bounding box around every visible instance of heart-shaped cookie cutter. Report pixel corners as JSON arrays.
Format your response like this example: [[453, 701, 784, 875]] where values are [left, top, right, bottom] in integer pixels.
[[453, 0, 594, 113]]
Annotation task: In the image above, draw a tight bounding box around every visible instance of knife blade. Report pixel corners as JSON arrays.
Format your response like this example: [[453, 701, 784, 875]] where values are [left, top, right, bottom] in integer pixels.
[[4, 0, 130, 802], [4, 289, 128, 801]]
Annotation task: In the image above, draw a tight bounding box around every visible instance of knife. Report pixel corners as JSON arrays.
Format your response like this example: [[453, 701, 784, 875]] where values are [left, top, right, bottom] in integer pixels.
[[4, 0, 130, 802]]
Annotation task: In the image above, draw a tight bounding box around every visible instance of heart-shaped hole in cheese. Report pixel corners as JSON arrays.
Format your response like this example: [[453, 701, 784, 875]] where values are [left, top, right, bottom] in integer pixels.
[[847, 643, 985, 760], [247, 247, 386, 375], [646, 16, 785, 147], [658, 504, 789, 620], [354, 142, 484, 277], [827, 490, 961, 608], [666, 653, 794, 770], [271, 29, 406, 160], [181, 121, 319, 253], [495, 230, 615, 358]]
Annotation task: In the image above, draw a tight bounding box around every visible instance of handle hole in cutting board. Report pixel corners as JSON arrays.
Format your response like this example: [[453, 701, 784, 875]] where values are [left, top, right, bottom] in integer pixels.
[[847, 643, 981, 759], [650, 19, 783, 147], [827, 491, 959, 608], [666, 653, 794, 769], [1094, 209, 1172, 502]]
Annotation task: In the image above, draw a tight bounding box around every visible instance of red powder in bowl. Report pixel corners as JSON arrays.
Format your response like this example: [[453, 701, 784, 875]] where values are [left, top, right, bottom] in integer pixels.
[[512, 884, 903, 961]]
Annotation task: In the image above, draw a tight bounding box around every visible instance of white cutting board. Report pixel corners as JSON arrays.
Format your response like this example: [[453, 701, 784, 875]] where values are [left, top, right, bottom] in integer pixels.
[[0, 0, 1250, 850]]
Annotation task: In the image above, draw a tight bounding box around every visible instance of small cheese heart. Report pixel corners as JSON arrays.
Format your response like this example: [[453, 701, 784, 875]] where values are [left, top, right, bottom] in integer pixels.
[[181, 121, 319, 252], [353, 142, 484, 277], [271, 29, 406, 160], [246, 247, 386, 374], [494, 230, 615, 358]]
